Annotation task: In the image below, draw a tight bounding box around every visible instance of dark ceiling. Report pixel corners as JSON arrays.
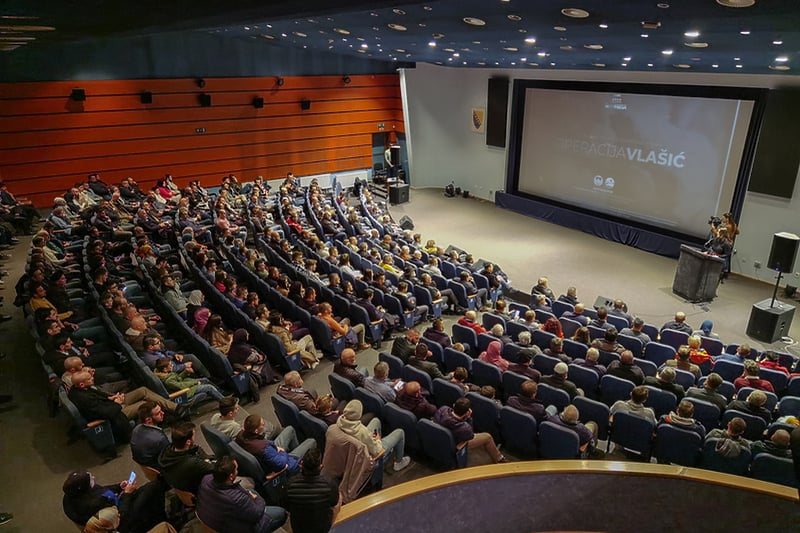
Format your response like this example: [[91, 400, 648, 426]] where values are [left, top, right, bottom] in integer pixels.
[[2, 0, 800, 75]]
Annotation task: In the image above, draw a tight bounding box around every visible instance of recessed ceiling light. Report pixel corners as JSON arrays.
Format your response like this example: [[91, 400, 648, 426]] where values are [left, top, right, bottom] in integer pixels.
[[772, 40, 783, 45], [357, 49, 366, 54], [641, 34, 649, 38], [525, 36, 536, 44], [537, 51, 547, 57], [769, 65, 790, 71], [520, 57, 527, 62], [508, 15, 522, 21], [388, 23, 407, 31], [360, 43, 368, 48], [432, 33, 444, 39], [712, 64, 719, 68], [0, 24, 55, 31], [716, 0, 756, 7], [591, 63, 606, 67], [685, 42, 708, 48], [647, 63, 654, 67], [775, 56, 789, 62], [560, 45, 573, 50], [657, 3, 670, 8], [261, 34, 275, 39], [395, 48, 406, 53], [550, 62, 556, 66], [292, 31, 307, 38], [740, 30, 750, 35], [553, 26, 567, 32], [623, 56, 632, 61], [584, 44, 603, 50], [243, 26, 250, 31], [477, 61, 486, 66], [428, 41, 436, 47], [503, 47, 519, 52], [443, 48, 455, 52], [392, 8, 406, 15], [684, 30, 700, 38], [621, 63, 628, 67], [662, 49, 673, 55], [418, 23, 426, 27], [599, 24, 608, 29], [735, 64, 743, 68], [424, 6, 433, 11], [562, 8, 590, 18], [734, 57, 741, 60], [463, 17, 486, 26]]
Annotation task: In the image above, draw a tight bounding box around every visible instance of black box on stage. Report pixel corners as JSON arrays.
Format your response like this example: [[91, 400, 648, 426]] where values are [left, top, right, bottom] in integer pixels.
[[389, 184, 409, 205], [767, 232, 800, 272], [746, 298, 795, 343]]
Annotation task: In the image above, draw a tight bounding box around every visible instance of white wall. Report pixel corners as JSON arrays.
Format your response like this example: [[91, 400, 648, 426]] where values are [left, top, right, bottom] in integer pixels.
[[400, 63, 800, 278]]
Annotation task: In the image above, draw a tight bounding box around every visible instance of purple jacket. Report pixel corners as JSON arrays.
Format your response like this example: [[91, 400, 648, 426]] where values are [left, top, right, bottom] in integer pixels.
[[433, 406, 474, 444]]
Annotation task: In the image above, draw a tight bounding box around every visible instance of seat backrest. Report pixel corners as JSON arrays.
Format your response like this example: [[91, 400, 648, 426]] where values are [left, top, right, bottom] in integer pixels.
[[416, 418, 465, 470], [536, 383, 571, 411], [227, 440, 267, 483], [654, 424, 701, 467], [329, 371, 357, 402], [481, 312, 506, 332], [787, 376, 800, 397], [643, 342, 675, 367], [702, 438, 751, 476], [713, 359, 745, 383], [354, 387, 386, 417], [778, 395, 800, 418], [432, 377, 465, 408], [699, 336, 724, 357], [297, 410, 329, 450], [470, 358, 503, 390], [443, 347, 473, 374], [606, 314, 630, 331], [532, 353, 560, 375], [736, 387, 778, 412], [750, 454, 798, 488], [643, 386, 678, 419], [568, 364, 600, 399], [534, 309, 557, 324], [600, 374, 635, 406], [721, 409, 767, 441], [451, 323, 478, 351], [378, 351, 404, 380], [200, 423, 232, 459], [465, 391, 501, 442], [573, 396, 610, 441], [506, 322, 531, 343], [476, 333, 496, 355], [610, 411, 655, 459], [501, 371, 529, 402], [271, 394, 301, 431], [402, 364, 434, 394], [673, 368, 697, 390], [531, 329, 556, 350], [382, 402, 421, 451], [759, 367, 788, 394], [551, 300, 573, 318], [499, 406, 538, 457], [419, 337, 444, 366], [559, 317, 582, 339], [634, 358, 658, 377], [660, 329, 689, 350], [618, 334, 644, 358], [683, 397, 721, 435], [562, 338, 588, 359], [538, 420, 580, 459]]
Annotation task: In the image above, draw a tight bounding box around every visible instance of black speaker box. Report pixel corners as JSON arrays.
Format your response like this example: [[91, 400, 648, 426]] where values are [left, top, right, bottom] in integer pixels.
[[746, 299, 795, 343], [140, 91, 153, 104], [199, 93, 212, 107], [767, 232, 799, 272], [389, 184, 409, 205], [301, 99, 311, 110], [593, 296, 615, 310], [253, 97, 264, 109], [486, 77, 509, 148], [399, 215, 414, 231], [70, 88, 86, 101]]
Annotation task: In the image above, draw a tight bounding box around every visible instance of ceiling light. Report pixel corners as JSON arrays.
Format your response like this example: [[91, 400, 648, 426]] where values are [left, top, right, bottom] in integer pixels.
[[560, 45, 573, 50], [769, 65, 790, 71], [712, 64, 719, 68], [657, 3, 670, 7], [647, 63, 654, 67], [592, 63, 606, 67], [584, 44, 603, 50], [428, 41, 436, 47], [772, 40, 783, 45], [550, 62, 556, 66], [553, 26, 567, 32], [1, 15, 39, 20], [525, 36, 536, 44], [392, 8, 406, 15], [243, 26, 250, 31], [424, 6, 433, 11], [621, 63, 628, 67], [508, 15, 522, 21], [520, 57, 527, 62], [537, 51, 547, 57], [0, 44, 21, 51], [599, 24, 608, 29], [463, 17, 486, 26], [360, 43, 368, 48], [503, 47, 519, 52], [684, 30, 700, 38], [432, 33, 444, 39], [453, 52, 459, 57], [740, 30, 750, 35], [0, 36, 33, 41], [388, 24, 407, 31], [716, 0, 756, 7], [684, 42, 708, 48], [641, 34, 649, 38], [775, 56, 789, 62], [623, 56, 632, 61], [333, 28, 350, 35], [734, 57, 741, 60], [673, 64, 691, 69], [561, 8, 590, 18], [443, 48, 454, 52], [292, 31, 307, 38], [0, 24, 55, 31], [736, 64, 743, 68], [661, 49, 673, 55]]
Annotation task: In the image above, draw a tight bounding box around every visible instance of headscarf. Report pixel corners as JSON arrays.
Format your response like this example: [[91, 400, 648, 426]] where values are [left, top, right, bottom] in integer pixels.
[[192, 307, 210, 334], [187, 290, 204, 307], [227, 328, 254, 364], [479, 340, 509, 372]]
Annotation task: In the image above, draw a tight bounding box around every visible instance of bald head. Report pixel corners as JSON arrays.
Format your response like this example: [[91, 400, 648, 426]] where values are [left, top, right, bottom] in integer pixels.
[[340, 348, 356, 366], [674, 312, 686, 322], [64, 356, 84, 373], [772, 429, 791, 447], [620, 350, 634, 364], [404, 381, 421, 396], [72, 371, 93, 388], [561, 404, 579, 424], [574, 303, 585, 315]]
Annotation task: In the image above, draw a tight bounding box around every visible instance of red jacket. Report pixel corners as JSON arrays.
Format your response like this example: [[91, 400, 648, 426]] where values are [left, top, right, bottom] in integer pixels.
[[457, 316, 487, 335]]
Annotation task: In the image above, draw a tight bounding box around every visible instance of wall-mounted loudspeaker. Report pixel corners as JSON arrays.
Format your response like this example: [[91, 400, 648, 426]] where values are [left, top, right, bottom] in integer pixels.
[[70, 88, 86, 101], [140, 91, 153, 104], [767, 232, 800, 273], [253, 97, 264, 109], [300, 99, 311, 110], [199, 93, 212, 107]]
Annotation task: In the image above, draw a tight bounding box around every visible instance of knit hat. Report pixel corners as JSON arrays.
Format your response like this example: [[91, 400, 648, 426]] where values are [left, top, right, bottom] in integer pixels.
[[554, 362, 568, 375], [62, 470, 91, 495], [342, 399, 363, 421]]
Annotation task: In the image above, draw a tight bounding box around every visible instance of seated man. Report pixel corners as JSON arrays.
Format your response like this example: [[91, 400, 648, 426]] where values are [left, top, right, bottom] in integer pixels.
[[336, 400, 411, 471], [507, 380, 552, 423], [236, 415, 316, 477], [610, 386, 656, 425], [158, 421, 214, 493], [423, 318, 455, 349], [507, 351, 542, 382], [395, 281, 428, 324], [283, 448, 342, 533], [61, 355, 128, 394], [660, 311, 693, 334], [590, 327, 625, 355], [546, 404, 602, 459], [138, 330, 210, 378], [589, 306, 614, 331], [394, 381, 437, 419], [433, 397, 506, 464], [197, 457, 287, 533], [619, 317, 652, 345], [705, 416, 751, 456], [530, 277, 555, 302], [558, 286, 579, 306], [643, 367, 685, 400], [726, 389, 772, 426], [333, 348, 368, 389], [657, 400, 706, 440], [561, 302, 589, 327], [685, 372, 728, 411], [540, 362, 582, 399], [391, 328, 420, 364], [607, 351, 645, 386], [68, 370, 183, 444], [277, 371, 319, 414], [364, 361, 400, 402], [531, 293, 552, 314], [449, 367, 480, 393], [662, 345, 701, 382], [409, 343, 447, 380], [457, 271, 490, 310], [457, 310, 487, 335], [210, 397, 248, 439], [686, 335, 713, 367], [130, 401, 170, 470], [572, 347, 607, 377], [543, 337, 572, 364], [750, 429, 792, 459], [154, 357, 227, 403], [733, 359, 775, 393], [715, 343, 751, 364]]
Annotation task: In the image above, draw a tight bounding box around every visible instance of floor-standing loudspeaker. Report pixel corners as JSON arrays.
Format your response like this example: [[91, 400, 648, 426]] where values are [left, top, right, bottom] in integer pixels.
[[767, 232, 800, 272], [486, 77, 509, 148]]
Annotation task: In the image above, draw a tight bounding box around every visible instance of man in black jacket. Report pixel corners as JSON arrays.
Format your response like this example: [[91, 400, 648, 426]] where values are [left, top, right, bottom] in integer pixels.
[[283, 448, 341, 533], [158, 422, 214, 493]]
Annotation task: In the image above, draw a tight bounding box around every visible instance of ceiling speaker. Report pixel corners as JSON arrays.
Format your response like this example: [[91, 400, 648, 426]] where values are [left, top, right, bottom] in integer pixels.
[[301, 99, 311, 110], [140, 91, 153, 104], [253, 97, 264, 109], [199, 93, 212, 107], [70, 88, 86, 101]]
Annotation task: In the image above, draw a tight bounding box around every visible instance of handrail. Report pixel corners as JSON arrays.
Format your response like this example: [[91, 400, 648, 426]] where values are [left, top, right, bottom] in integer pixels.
[[336, 460, 797, 524]]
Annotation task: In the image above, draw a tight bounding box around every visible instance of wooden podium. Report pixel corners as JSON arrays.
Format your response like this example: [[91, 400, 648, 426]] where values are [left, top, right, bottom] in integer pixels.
[[672, 245, 724, 302]]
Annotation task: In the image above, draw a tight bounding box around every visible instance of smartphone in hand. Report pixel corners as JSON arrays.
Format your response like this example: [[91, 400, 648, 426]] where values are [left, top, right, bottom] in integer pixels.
[[127, 471, 137, 485]]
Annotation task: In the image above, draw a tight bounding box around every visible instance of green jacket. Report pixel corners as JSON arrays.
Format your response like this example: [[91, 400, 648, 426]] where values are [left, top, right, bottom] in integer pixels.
[[156, 370, 200, 397]]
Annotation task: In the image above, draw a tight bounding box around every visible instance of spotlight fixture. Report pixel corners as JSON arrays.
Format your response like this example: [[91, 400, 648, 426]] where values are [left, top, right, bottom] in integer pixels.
[[300, 99, 311, 110], [195, 78, 206, 88], [70, 88, 86, 101], [276, 77, 284, 86], [342, 75, 351, 84], [198, 93, 212, 107], [140, 91, 153, 104], [252, 97, 264, 109]]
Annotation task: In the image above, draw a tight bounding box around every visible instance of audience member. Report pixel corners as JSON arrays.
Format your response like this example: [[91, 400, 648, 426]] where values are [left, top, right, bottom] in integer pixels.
[[210, 396, 247, 439], [733, 360, 775, 393], [433, 397, 506, 464], [130, 402, 169, 470], [507, 380, 550, 422], [610, 386, 656, 425], [685, 372, 728, 411], [540, 362, 582, 399], [394, 381, 437, 419], [546, 405, 602, 459], [657, 400, 706, 439], [282, 448, 341, 533], [572, 347, 607, 377], [660, 311, 693, 334], [236, 415, 316, 477], [643, 367, 685, 400], [619, 317, 652, 345], [158, 421, 214, 493], [607, 351, 645, 386], [336, 400, 411, 472]]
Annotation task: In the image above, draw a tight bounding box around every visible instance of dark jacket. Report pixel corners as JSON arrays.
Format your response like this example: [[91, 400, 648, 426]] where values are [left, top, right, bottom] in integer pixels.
[[433, 406, 474, 444], [423, 327, 453, 348], [408, 356, 446, 380], [540, 374, 580, 399], [391, 336, 417, 364], [68, 385, 132, 443], [607, 361, 645, 386], [333, 359, 365, 388], [507, 395, 548, 422], [197, 474, 273, 533], [130, 424, 170, 469], [394, 388, 437, 419], [283, 470, 341, 533], [643, 376, 686, 400], [158, 445, 214, 493]]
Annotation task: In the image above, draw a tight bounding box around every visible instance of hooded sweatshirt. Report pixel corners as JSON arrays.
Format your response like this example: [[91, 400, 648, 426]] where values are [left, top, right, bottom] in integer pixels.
[[336, 400, 383, 457]]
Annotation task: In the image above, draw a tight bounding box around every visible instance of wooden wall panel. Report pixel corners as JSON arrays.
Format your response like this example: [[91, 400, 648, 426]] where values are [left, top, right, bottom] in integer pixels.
[[0, 74, 403, 206]]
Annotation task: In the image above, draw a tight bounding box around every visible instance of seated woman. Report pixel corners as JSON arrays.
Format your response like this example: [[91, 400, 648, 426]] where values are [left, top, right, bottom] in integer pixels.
[[542, 317, 564, 339], [571, 326, 591, 346], [267, 311, 320, 370], [479, 340, 511, 372], [202, 314, 233, 355], [227, 328, 277, 384]]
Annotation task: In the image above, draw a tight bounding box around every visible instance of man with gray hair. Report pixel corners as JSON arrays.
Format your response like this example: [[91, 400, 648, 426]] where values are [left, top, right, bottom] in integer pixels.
[[516, 330, 542, 357], [364, 361, 399, 402], [562, 302, 589, 327], [541, 362, 582, 399], [277, 371, 319, 413], [644, 366, 685, 400], [619, 317, 652, 345], [726, 389, 773, 426], [660, 311, 693, 334], [610, 386, 656, 425], [546, 404, 602, 458], [573, 347, 607, 377], [490, 323, 513, 345], [685, 372, 727, 411]]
